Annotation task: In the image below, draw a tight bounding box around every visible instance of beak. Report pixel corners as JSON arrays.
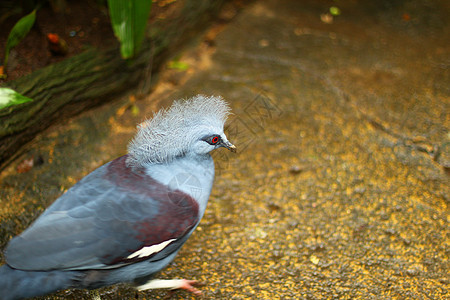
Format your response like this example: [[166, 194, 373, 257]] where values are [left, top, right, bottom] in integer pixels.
[[222, 140, 237, 153]]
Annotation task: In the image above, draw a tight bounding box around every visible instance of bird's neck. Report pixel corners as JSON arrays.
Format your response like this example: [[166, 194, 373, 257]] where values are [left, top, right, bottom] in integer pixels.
[[142, 154, 215, 215]]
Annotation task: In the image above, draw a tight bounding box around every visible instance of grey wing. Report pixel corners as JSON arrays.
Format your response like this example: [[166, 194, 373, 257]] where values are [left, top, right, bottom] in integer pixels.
[[5, 160, 199, 271]]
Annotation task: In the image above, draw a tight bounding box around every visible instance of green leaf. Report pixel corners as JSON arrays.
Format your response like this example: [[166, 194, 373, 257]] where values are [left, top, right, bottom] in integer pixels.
[[329, 6, 341, 16], [107, 0, 153, 59], [131, 103, 140, 116], [168, 60, 189, 71], [4, 9, 37, 66], [0, 88, 33, 109]]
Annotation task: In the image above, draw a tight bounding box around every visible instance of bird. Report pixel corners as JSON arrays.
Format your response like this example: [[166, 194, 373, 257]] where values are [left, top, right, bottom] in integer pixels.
[[0, 95, 236, 300]]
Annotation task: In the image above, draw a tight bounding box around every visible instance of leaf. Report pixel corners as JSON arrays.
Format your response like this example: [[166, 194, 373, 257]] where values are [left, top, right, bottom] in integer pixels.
[[0, 88, 33, 109], [0, 66, 6, 80], [168, 60, 189, 71], [4, 9, 37, 66], [329, 6, 341, 16], [310, 255, 320, 265], [107, 0, 152, 59], [131, 104, 140, 116]]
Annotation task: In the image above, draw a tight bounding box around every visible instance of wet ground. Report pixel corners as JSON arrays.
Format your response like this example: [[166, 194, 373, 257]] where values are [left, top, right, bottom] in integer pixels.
[[1, 0, 449, 299]]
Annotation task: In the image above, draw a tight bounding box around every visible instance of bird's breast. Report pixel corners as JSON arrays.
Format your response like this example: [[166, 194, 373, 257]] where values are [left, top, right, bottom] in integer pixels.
[[143, 155, 214, 214]]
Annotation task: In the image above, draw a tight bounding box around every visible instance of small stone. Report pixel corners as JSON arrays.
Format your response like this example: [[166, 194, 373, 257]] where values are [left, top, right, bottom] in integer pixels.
[[267, 202, 281, 212], [380, 213, 389, 221], [16, 157, 34, 173], [258, 39, 269, 47], [320, 13, 333, 24], [289, 165, 303, 175], [406, 268, 419, 276], [354, 187, 366, 194], [402, 238, 411, 246], [384, 228, 396, 235]]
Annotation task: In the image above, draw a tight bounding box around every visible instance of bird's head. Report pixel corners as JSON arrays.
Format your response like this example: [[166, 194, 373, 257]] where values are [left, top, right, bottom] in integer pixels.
[[126, 95, 235, 168], [191, 129, 236, 156]]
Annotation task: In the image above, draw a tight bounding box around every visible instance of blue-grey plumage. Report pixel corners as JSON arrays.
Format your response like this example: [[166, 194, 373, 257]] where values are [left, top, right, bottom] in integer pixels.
[[0, 95, 235, 300]]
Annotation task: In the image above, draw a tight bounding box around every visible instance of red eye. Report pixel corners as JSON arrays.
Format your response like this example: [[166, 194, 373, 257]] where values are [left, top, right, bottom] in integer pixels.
[[211, 136, 219, 144]]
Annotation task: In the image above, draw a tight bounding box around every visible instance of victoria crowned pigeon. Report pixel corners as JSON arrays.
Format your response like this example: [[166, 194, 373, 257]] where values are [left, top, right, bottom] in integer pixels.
[[0, 95, 236, 299]]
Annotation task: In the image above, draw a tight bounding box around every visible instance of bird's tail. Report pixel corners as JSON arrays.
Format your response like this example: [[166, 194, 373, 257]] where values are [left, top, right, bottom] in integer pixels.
[[0, 264, 76, 300]]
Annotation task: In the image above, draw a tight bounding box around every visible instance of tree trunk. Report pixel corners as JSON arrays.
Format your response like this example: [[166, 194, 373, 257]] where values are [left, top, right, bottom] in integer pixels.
[[0, 0, 227, 171]]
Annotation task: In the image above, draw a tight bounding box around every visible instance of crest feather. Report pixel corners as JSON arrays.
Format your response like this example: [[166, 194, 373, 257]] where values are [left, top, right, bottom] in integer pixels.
[[126, 95, 231, 167]]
